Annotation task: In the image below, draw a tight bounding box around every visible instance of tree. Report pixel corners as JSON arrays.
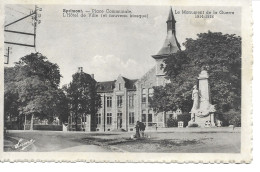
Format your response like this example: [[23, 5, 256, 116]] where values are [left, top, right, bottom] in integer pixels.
[[4, 67, 20, 129], [4, 53, 69, 130], [150, 31, 241, 121], [65, 70, 101, 131], [14, 53, 61, 88]]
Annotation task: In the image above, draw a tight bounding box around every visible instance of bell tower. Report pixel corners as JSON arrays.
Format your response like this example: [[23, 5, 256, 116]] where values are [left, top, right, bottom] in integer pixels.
[[152, 7, 181, 86]]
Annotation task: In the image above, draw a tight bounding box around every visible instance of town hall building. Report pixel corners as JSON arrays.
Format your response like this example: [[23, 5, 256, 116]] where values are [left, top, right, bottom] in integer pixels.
[[91, 7, 182, 132]]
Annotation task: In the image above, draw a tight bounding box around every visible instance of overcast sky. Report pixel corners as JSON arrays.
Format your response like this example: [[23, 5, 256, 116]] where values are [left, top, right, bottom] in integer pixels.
[[4, 5, 241, 86]]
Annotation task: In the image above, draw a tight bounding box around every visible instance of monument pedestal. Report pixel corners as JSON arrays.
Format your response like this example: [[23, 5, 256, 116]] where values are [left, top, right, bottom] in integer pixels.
[[188, 113, 215, 127]]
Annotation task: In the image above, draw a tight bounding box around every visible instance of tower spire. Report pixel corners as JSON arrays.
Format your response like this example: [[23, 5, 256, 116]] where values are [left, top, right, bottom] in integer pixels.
[[166, 7, 176, 35], [152, 6, 180, 58]]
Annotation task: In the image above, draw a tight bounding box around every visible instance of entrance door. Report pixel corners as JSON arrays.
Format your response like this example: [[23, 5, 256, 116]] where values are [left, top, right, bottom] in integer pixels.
[[142, 114, 146, 123], [117, 113, 122, 129], [148, 114, 153, 126]]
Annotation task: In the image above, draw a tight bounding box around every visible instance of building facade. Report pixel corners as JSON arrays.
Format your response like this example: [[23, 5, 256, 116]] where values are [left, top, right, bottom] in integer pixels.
[[93, 7, 182, 132]]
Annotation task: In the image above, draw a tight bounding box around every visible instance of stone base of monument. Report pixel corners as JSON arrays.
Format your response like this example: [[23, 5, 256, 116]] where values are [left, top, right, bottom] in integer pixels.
[[188, 113, 215, 128]]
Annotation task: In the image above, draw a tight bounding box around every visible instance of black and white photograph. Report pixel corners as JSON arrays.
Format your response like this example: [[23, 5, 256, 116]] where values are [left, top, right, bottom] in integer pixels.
[[1, 0, 252, 163]]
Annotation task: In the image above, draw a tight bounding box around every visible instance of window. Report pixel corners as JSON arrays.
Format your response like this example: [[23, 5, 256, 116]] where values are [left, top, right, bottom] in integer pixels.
[[160, 63, 164, 70], [148, 113, 153, 126], [107, 97, 112, 107], [117, 96, 123, 107], [119, 83, 121, 90], [178, 121, 184, 128], [82, 115, 87, 122], [129, 112, 135, 125], [96, 114, 101, 125], [129, 95, 134, 107], [107, 113, 112, 125], [148, 88, 154, 103], [142, 88, 146, 103]]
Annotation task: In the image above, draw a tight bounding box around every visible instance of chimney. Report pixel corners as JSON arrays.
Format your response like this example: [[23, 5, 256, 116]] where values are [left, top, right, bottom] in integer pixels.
[[78, 67, 83, 73], [91, 74, 94, 79]]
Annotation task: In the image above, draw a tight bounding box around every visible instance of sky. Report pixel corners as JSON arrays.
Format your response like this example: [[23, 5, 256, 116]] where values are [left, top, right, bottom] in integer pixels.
[[4, 5, 241, 87]]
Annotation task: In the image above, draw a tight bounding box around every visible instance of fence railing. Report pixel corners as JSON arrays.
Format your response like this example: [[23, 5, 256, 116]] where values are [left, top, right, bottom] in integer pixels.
[[143, 122, 164, 128]]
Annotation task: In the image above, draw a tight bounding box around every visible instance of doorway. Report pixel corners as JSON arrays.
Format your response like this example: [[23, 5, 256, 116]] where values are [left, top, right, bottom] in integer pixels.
[[117, 113, 122, 129]]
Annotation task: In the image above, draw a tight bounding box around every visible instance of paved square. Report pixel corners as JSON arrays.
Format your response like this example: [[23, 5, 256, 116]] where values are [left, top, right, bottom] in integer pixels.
[[4, 128, 240, 153]]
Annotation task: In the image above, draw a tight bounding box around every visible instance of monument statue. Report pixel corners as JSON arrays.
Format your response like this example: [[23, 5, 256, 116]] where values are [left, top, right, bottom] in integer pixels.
[[191, 85, 199, 112], [188, 70, 216, 127]]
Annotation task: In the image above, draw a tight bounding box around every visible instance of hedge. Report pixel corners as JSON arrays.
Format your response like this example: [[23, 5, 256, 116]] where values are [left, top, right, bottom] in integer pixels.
[[24, 124, 62, 131]]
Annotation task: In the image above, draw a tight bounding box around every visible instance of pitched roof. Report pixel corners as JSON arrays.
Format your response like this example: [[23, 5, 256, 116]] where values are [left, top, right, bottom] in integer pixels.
[[122, 77, 138, 90], [153, 7, 180, 58], [97, 77, 138, 93], [97, 80, 116, 93], [155, 34, 180, 56]]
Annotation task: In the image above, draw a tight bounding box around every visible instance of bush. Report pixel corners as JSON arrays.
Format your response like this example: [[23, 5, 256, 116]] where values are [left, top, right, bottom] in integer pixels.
[[217, 110, 241, 127], [166, 118, 178, 127], [188, 123, 198, 127], [24, 124, 31, 130], [177, 113, 191, 127], [5, 121, 20, 130], [33, 125, 62, 131]]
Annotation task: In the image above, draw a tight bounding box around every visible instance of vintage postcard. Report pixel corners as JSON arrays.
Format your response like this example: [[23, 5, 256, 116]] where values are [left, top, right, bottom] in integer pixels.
[[0, 0, 252, 163]]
